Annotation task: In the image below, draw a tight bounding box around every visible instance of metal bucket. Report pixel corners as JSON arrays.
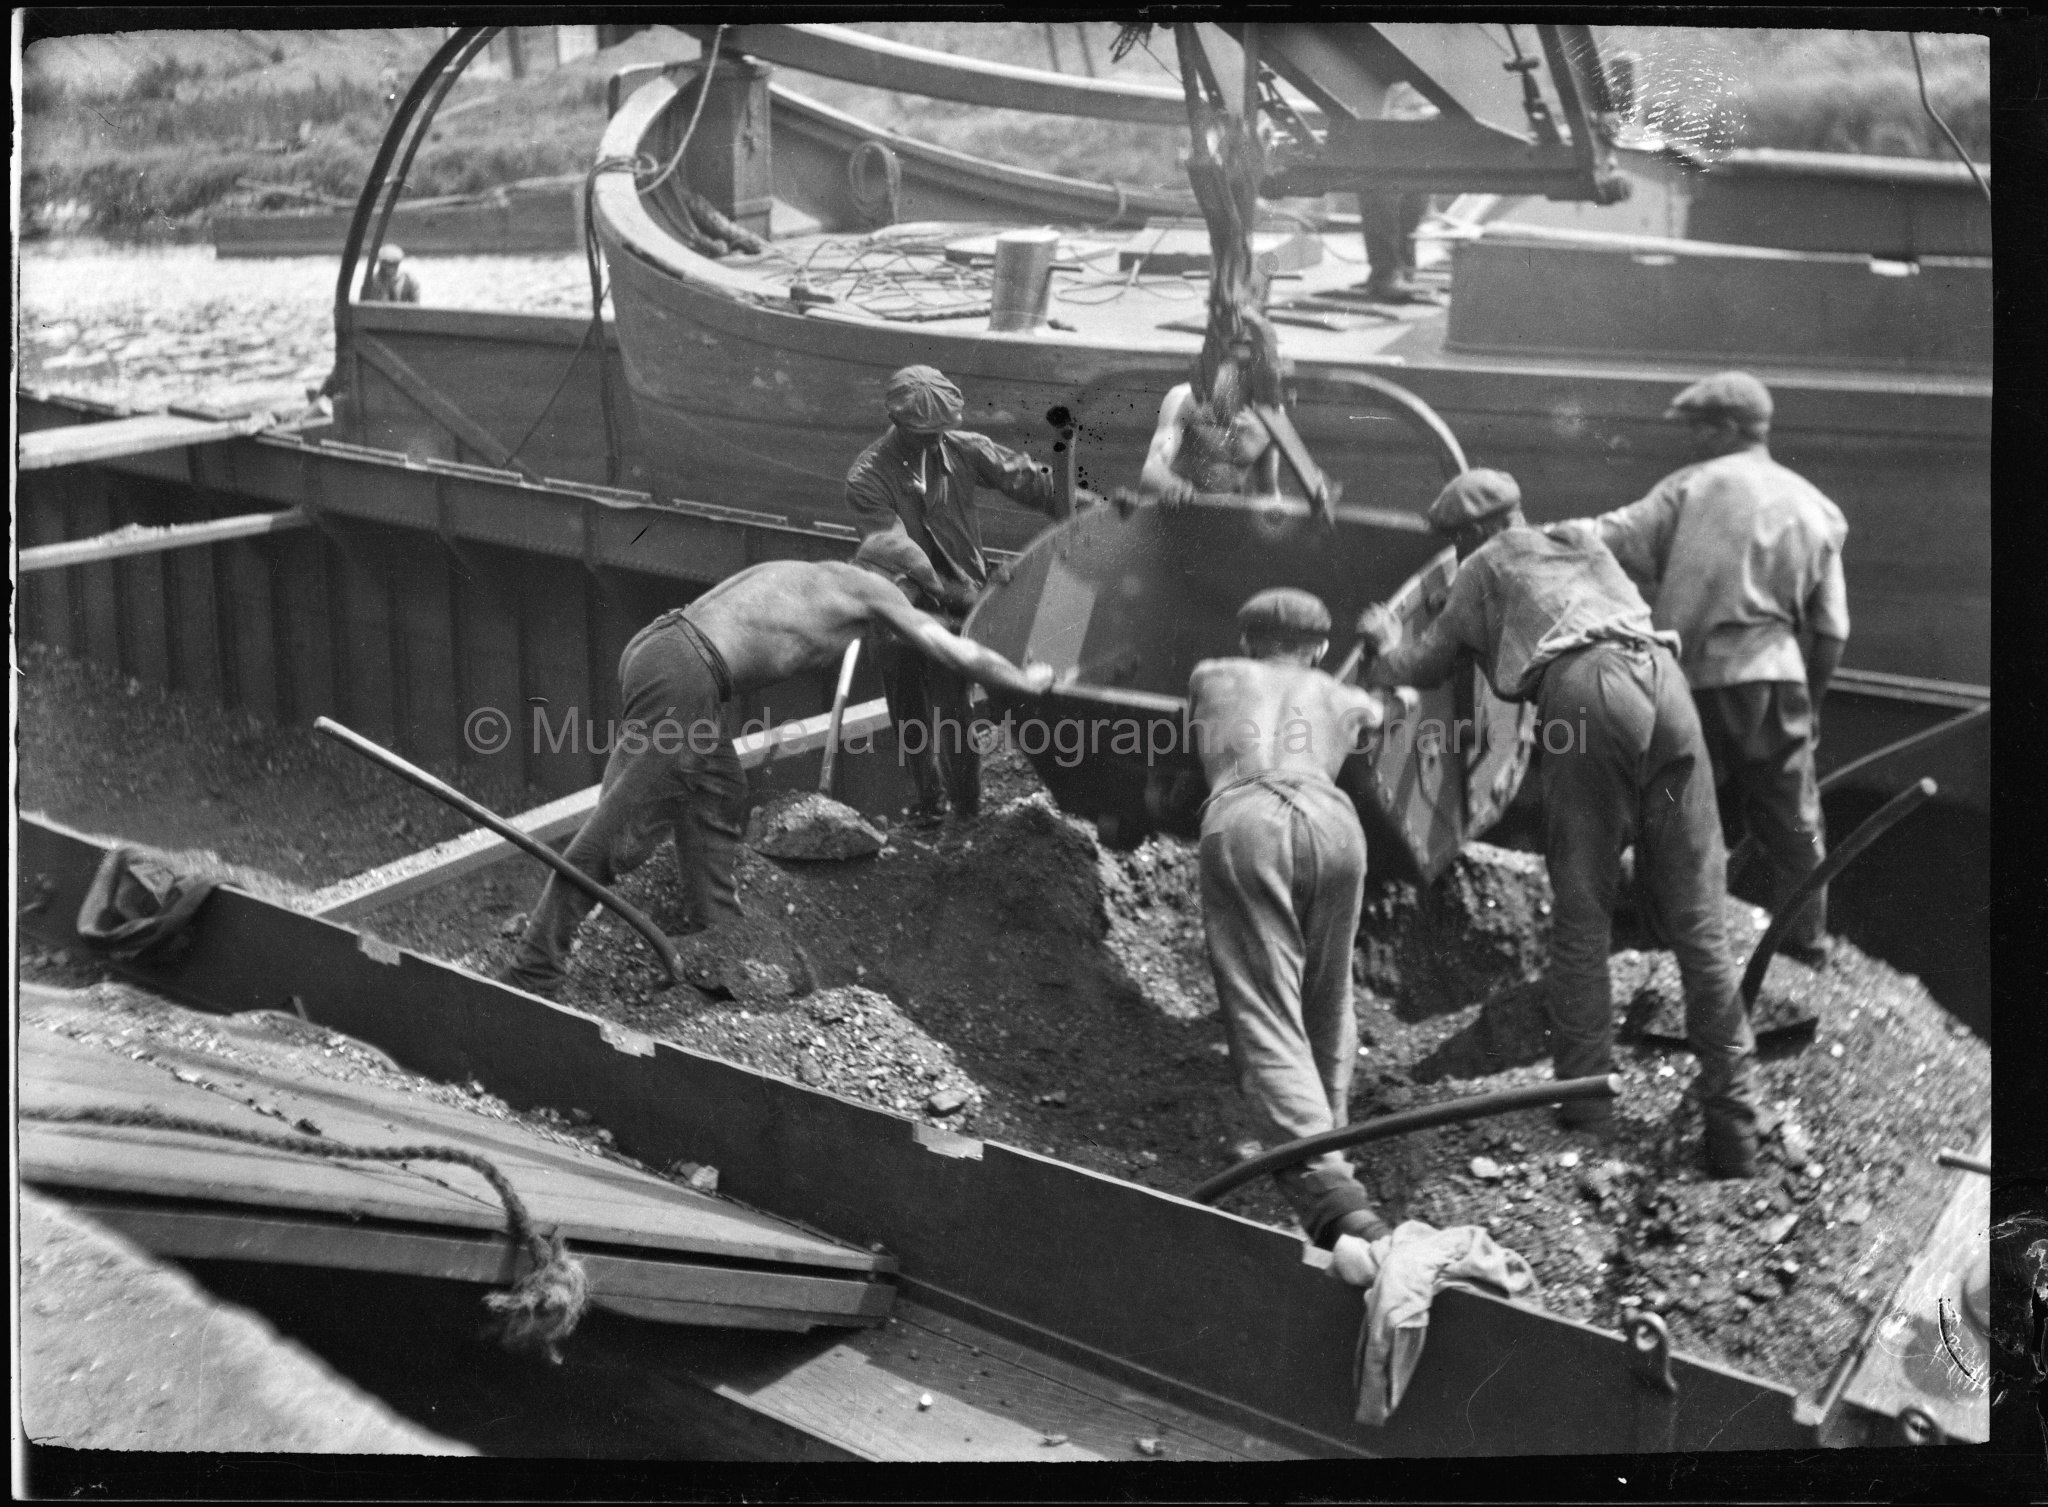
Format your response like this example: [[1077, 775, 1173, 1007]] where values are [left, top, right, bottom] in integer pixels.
[[989, 228, 1060, 332], [963, 498, 1532, 877]]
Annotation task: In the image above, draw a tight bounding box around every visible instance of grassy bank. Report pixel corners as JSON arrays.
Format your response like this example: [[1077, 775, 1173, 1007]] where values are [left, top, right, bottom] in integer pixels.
[[21, 23, 1989, 239]]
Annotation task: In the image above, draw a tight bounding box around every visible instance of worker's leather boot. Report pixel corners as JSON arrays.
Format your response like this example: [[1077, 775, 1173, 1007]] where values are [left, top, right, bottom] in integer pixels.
[[1705, 1119, 1759, 1179]]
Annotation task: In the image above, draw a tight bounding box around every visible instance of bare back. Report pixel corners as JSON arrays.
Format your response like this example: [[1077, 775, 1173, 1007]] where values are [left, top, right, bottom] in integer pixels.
[[683, 560, 1046, 701], [1187, 657, 1384, 790]]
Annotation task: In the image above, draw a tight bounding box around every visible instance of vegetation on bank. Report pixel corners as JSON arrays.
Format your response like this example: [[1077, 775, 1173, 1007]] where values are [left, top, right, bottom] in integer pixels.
[[21, 23, 1990, 239]]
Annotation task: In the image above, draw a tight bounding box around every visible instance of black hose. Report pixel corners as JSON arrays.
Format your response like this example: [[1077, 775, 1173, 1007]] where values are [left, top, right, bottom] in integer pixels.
[[1188, 1074, 1619, 1204], [362, 28, 501, 299], [1730, 701, 1984, 882], [331, 29, 485, 378], [1740, 777, 1936, 1008], [313, 717, 684, 986]]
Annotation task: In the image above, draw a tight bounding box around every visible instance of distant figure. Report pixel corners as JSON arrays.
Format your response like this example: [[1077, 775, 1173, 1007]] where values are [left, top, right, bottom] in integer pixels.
[[1583, 372, 1849, 968], [364, 244, 420, 304], [1187, 588, 1393, 1249], [1358, 469, 1760, 1178], [497, 533, 1055, 999], [844, 364, 1062, 826], [1138, 338, 1282, 507], [1357, 83, 1442, 304]]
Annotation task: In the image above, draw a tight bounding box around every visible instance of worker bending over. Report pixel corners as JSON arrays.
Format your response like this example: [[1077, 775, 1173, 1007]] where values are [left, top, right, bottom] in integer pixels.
[[846, 364, 1062, 826], [1581, 372, 1848, 968], [1358, 470, 1760, 1178], [499, 533, 1055, 999], [1188, 588, 1395, 1248]]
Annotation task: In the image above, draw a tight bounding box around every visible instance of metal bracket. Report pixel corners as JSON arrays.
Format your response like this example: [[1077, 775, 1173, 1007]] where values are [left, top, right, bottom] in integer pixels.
[[1624, 1311, 1677, 1395], [1896, 1405, 1945, 1446]]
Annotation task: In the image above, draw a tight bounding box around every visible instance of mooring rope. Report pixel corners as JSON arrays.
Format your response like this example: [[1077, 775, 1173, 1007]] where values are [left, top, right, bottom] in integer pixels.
[[23, 1104, 591, 1363]]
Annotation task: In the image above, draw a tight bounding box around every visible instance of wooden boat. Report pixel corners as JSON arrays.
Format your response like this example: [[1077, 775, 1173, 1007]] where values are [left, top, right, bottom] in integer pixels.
[[212, 175, 588, 258], [587, 34, 1989, 690]]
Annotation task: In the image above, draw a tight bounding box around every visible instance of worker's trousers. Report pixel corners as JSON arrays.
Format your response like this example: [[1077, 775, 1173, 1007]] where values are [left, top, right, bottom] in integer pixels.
[[878, 637, 981, 819], [1200, 770, 1379, 1243], [502, 613, 745, 994], [1693, 682, 1827, 951], [1539, 643, 1759, 1166]]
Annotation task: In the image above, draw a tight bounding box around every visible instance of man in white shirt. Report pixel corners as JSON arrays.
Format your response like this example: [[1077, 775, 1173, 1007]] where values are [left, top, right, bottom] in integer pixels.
[[1585, 372, 1849, 966]]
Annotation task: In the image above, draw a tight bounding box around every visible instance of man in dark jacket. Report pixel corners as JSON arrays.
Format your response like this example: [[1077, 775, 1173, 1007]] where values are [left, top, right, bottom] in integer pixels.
[[845, 364, 1061, 825]]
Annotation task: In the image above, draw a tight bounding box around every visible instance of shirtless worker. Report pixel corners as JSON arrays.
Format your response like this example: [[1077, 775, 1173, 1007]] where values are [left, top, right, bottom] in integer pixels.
[[1188, 588, 1395, 1248], [1139, 346, 1283, 507], [498, 532, 1055, 999], [846, 364, 1063, 827], [1356, 469, 1760, 1177]]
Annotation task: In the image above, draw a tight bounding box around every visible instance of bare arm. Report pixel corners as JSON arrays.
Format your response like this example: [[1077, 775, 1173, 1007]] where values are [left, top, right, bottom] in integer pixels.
[[866, 592, 1052, 697], [1139, 386, 1193, 497], [1361, 564, 1484, 692], [1806, 634, 1845, 716]]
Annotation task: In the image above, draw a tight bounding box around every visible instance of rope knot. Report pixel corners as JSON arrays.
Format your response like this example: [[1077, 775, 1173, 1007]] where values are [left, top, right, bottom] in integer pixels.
[[483, 1231, 591, 1366]]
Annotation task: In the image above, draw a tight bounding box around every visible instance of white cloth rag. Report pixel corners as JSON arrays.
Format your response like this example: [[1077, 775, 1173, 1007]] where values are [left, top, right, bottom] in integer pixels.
[[1329, 1219, 1540, 1426]]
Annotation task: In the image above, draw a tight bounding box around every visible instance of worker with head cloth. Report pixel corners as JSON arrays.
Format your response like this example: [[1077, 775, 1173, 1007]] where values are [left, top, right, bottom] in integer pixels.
[[1582, 372, 1849, 968], [1187, 587, 1396, 1247], [844, 364, 1062, 826], [1357, 469, 1760, 1178]]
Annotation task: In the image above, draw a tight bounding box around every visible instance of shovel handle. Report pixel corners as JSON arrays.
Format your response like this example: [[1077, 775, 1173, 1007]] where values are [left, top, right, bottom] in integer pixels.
[[817, 638, 863, 797], [313, 716, 684, 986]]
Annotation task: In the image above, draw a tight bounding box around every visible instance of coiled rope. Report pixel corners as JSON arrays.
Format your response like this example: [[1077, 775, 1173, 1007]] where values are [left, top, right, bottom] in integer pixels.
[[24, 1104, 590, 1363]]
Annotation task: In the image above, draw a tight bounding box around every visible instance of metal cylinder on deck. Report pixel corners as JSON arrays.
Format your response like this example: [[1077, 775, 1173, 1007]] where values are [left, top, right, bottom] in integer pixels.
[[989, 228, 1060, 332]]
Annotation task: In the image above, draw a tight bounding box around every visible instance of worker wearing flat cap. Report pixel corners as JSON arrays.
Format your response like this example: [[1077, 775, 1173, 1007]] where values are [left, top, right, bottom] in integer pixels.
[[1572, 372, 1848, 969], [1357, 469, 1761, 1178], [845, 364, 1062, 826], [363, 243, 420, 304], [1186, 588, 1396, 1248]]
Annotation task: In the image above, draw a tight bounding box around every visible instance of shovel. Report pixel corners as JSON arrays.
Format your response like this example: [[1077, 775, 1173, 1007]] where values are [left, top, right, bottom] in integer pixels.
[[749, 639, 887, 861]]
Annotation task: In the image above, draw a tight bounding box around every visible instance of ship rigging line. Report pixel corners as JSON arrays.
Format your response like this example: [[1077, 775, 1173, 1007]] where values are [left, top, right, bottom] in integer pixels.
[[1908, 33, 1990, 204]]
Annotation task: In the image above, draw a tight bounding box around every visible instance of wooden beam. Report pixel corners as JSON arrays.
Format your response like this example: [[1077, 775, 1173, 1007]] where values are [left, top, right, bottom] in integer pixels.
[[354, 334, 543, 483], [689, 22, 1192, 125], [18, 411, 276, 471], [61, 1200, 893, 1333], [308, 697, 893, 920], [19, 509, 312, 574]]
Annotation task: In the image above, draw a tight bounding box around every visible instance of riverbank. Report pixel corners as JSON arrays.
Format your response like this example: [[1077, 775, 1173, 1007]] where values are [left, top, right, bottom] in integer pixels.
[[21, 24, 1989, 243]]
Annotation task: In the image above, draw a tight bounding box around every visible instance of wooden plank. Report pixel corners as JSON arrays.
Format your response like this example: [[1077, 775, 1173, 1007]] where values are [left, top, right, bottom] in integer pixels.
[[448, 541, 527, 784], [355, 335, 542, 483], [521, 553, 601, 793], [691, 23, 1190, 125], [222, 539, 281, 724], [271, 525, 340, 726], [1838, 1134, 1991, 1441], [304, 698, 894, 920], [18, 1014, 887, 1276], [390, 543, 461, 765], [167, 538, 225, 703], [18, 510, 311, 572], [329, 529, 401, 743], [118, 550, 173, 691], [59, 1201, 892, 1333], [18, 411, 272, 471], [73, 484, 123, 675], [651, 1296, 1298, 1461]]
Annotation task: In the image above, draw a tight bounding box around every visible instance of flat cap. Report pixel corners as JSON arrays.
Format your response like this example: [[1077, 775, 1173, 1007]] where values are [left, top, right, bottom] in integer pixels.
[[884, 365, 964, 434], [852, 529, 945, 599], [1665, 370, 1772, 426], [1425, 468, 1521, 533], [1237, 587, 1332, 640], [377, 243, 405, 263]]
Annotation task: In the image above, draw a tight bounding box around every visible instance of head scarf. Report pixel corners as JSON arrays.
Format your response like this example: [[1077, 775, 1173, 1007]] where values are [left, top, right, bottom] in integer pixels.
[[884, 365, 964, 434]]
